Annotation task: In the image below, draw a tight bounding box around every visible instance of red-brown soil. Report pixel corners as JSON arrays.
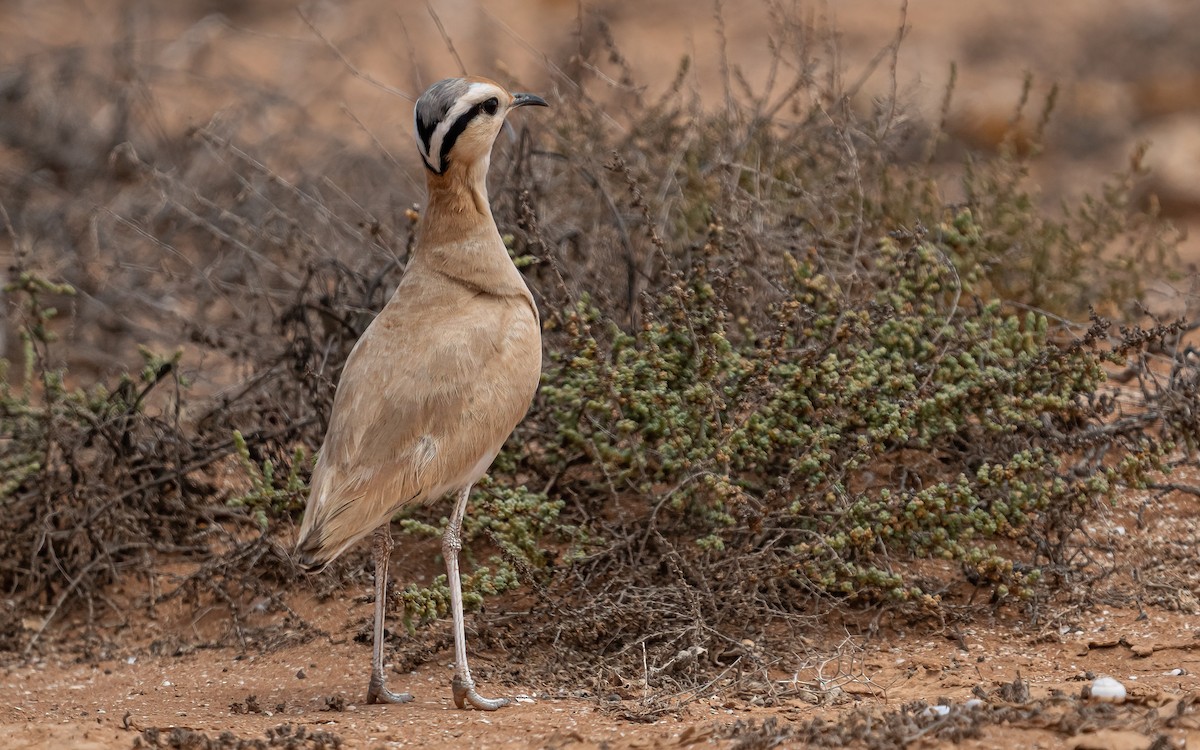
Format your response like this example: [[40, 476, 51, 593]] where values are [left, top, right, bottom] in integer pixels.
[[2, 1, 1198, 748], [2, 468, 1197, 749]]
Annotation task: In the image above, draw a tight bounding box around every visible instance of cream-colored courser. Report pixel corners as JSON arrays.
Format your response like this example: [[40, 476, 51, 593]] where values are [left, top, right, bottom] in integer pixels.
[[294, 77, 546, 710]]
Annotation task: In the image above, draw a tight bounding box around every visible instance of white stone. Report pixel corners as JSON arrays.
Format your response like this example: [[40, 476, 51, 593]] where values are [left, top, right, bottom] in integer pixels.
[[1090, 676, 1126, 703]]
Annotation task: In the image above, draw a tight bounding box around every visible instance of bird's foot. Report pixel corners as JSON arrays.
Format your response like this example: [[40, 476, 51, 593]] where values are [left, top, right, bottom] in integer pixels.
[[452, 674, 510, 711], [367, 674, 414, 705]]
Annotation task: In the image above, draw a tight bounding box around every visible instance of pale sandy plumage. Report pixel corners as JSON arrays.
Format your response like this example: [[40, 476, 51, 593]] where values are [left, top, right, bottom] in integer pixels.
[[296, 203, 541, 565], [294, 76, 546, 710]]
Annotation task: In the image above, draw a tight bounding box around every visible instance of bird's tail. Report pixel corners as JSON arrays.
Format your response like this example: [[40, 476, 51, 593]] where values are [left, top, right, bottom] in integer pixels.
[[294, 481, 334, 573], [293, 448, 346, 572], [293, 451, 396, 573], [293, 529, 329, 573], [293, 464, 362, 573]]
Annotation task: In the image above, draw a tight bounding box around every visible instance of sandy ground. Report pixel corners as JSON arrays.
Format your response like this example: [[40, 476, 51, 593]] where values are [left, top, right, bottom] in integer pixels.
[[1, 597, 1198, 748], [1, 1, 1199, 748], [2, 468, 1198, 749]]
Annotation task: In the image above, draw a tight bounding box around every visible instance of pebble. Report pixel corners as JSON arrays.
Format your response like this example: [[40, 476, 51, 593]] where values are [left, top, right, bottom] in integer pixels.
[[1089, 676, 1126, 703]]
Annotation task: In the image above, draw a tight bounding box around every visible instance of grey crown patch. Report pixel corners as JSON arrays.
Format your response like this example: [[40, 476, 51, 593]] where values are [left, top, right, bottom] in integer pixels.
[[415, 78, 470, 173]]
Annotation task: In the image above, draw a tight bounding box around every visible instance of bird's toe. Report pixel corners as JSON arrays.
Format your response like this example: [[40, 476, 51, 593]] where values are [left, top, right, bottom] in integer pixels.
[[452, 675, 510, 711]]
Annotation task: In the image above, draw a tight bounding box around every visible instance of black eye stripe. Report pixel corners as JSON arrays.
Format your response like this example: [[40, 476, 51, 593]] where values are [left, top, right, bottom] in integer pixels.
[[416, 114, 438, 157], [436, 101, 485, 173]]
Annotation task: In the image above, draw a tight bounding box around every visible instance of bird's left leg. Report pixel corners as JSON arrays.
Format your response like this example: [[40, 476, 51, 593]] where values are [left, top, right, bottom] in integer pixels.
[[366, 525, 414, 705], [444, 485, 510, 710]]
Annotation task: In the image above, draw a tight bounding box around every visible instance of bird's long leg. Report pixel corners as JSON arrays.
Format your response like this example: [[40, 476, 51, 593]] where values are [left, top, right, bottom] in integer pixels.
[[366, 525, 413, 705], [445, 485, 510, 711]]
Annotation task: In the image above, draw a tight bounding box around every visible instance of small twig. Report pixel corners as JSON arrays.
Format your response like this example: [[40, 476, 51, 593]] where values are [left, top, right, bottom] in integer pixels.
[[24, 545, 146, 654], [297, 8, 414, 102], [1147, 482, 1200, 497], [426, 3, 466, 77]]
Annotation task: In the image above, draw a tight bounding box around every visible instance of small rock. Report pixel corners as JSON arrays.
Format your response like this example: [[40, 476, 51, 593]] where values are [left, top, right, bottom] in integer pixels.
[[1088, 676, 1126, 703]]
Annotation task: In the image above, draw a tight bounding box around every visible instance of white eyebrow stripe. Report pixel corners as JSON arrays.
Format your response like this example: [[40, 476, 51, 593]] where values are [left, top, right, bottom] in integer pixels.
[[423, 82, 504, 173], [415, 109, 430, 162]]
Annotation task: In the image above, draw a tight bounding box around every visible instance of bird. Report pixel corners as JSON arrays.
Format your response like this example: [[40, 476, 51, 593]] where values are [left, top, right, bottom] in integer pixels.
[[294, 76, 547, 711]]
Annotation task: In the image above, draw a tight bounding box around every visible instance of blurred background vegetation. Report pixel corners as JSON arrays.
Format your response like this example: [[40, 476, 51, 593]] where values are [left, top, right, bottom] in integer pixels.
[[0, 0, 1196, 699]]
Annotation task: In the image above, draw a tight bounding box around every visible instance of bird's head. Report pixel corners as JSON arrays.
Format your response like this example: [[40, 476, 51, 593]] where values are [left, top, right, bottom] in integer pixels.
[[414, 76, 547, 177]]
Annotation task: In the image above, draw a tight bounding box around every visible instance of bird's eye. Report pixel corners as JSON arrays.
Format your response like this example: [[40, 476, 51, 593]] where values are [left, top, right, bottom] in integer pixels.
[[481, 97, 499, 115]]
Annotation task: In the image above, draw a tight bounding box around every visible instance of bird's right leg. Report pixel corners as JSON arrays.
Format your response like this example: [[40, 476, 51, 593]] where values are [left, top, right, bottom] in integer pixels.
[[445, 485, 510, 710], [366, 525, 413, 705]]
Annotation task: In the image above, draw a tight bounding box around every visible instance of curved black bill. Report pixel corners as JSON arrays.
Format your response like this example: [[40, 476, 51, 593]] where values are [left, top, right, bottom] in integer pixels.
[[511, 92, 548, 108]]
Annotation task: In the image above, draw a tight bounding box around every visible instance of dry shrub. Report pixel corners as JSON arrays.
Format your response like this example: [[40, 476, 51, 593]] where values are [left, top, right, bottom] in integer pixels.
[[0, 13, 414, 651], [475, 7, 1194, 687], [0, 1, 1193, 696]]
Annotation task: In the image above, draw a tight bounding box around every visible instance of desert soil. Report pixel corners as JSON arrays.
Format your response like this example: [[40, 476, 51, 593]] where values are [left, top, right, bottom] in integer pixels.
[[2, 0, 1199, 748], [2, 614, 1199, 749], [2, 470, 1197, 750], [1, 588, 1198, 749]]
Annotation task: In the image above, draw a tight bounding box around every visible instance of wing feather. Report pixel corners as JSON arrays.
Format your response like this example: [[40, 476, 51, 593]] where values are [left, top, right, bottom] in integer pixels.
[[295, 274, 540, 567]]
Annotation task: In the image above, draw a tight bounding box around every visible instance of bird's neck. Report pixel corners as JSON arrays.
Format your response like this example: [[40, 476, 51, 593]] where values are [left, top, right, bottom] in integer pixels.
[[413, 156, 530, 301], [422, 155, 493, 232]]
